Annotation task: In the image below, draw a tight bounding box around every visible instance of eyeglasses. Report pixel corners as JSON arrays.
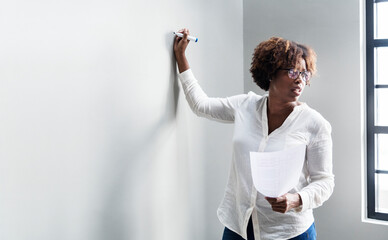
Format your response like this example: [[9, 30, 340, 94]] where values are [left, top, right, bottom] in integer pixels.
[[282, 68, 311, 83]]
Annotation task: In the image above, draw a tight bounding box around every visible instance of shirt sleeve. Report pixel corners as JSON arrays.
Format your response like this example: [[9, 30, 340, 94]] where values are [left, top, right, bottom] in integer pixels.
[[295, 119, 335, 212], [178, 69, 248, 123]]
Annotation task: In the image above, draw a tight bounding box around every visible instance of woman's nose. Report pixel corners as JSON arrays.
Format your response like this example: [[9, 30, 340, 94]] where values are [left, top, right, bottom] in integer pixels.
[[294, 75, 303, 84]]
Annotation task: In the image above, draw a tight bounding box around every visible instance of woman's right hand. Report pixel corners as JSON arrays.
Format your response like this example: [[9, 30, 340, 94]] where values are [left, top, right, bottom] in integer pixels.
[[173, 28, 190, 59], [173, 28, 191, 73]]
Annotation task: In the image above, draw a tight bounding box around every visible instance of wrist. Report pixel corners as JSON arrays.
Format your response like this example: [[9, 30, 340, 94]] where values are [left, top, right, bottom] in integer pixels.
[[296, 193, 302, 207], [176, 56, 190, 73], [175, 53, 186, 61]]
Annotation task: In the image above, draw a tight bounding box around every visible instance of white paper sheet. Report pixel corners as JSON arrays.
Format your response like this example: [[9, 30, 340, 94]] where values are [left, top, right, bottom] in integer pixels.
[[249, 145, 306, 198]]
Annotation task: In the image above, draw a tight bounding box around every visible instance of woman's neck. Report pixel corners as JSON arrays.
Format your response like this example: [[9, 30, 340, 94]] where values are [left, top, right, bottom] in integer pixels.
[[267, 94, 299, 115]]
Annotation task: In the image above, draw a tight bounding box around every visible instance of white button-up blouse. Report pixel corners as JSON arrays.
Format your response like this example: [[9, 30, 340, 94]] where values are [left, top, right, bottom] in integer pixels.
[[178, 69, 335, 240]]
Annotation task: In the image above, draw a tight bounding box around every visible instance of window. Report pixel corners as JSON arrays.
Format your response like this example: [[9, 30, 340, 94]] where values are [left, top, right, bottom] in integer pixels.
[[366, 0, 388, 221]]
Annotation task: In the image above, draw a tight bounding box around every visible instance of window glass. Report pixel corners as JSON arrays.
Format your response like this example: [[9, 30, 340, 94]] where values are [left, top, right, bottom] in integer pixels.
[[374, 2, 388, 39], [375, 88, 388, 126], [376, 173, 388, 214], [375, 134, 388, 170], [375, 47, 388, 85]]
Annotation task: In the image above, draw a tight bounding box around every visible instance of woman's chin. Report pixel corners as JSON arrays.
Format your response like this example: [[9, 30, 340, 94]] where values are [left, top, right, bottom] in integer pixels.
[[289, 93, 300, 100]]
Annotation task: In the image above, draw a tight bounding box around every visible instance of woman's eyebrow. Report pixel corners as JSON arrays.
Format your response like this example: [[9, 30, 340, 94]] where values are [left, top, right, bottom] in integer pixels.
[[287, 67, 307, 71]]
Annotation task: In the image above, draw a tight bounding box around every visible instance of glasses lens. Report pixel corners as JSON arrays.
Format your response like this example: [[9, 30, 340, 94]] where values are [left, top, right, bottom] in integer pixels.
[[301, 71, 311, 81], [288, 69, 299, 79]]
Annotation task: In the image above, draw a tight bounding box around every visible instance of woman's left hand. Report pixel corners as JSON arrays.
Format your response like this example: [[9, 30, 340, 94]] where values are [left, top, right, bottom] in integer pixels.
[[265, 193, 302, 213]]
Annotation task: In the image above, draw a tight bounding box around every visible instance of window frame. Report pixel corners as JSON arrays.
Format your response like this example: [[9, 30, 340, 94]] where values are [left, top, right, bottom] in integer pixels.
[[366, 0, 388, 221]]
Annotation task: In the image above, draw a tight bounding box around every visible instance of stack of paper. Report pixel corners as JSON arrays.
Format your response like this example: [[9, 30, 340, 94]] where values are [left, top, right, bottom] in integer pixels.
[[249, 145, 306, 197]]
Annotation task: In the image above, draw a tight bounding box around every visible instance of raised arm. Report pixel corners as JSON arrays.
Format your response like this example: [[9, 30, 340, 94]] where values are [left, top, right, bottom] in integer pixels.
[[173, 28, 248, 123], [178, 69, 248, 123]]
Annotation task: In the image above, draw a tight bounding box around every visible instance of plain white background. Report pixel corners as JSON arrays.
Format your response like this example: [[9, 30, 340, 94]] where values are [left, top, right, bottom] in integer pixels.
[[0, 0, 242, 239]]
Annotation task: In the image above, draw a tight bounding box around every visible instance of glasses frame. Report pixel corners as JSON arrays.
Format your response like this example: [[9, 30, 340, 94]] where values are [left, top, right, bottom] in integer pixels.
[[281, 68, 311, 84]]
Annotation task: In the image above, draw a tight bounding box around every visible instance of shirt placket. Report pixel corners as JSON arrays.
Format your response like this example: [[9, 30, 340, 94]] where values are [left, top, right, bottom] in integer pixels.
[[249, 98, 271, 240]]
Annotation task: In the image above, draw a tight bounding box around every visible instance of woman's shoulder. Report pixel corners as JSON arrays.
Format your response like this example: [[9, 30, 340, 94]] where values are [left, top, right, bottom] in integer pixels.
[[229, 90, 264, 105], [246, 91, 265, 102], [302, 104, 331, 130], [302, 104, 325, 119], [240, 91, 265, 107]]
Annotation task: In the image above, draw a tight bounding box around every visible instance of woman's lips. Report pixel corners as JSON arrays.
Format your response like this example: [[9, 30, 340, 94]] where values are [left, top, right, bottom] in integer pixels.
[[291, 87, 302, 95]]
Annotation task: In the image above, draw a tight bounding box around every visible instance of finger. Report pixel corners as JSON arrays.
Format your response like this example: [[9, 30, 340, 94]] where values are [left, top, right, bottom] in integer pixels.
[[273, 201, 286, 206], [271, 207, 282, 213], [265, 197, 277, 203], [272, 207, 284, 212], [174, 36, 180, 47], [273, 208, 287, 214], [275, 196, 286, 203], [272, 208, 287, 213], [271, 203, 287, 209], [176, 36, 182, 45], [182, 29, 189, 41], [266, 197, 281, 204]]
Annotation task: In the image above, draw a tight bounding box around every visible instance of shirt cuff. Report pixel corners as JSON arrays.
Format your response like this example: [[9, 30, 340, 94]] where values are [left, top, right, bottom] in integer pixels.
[[295, 191, 310, 212], [178, 68, 196, 86]]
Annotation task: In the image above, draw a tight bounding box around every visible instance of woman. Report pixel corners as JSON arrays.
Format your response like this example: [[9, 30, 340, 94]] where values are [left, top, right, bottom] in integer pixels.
[[173, 28, 334, 240]]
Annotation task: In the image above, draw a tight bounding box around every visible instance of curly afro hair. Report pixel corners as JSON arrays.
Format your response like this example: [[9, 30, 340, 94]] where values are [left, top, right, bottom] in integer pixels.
[[250, 37, 317, 91]]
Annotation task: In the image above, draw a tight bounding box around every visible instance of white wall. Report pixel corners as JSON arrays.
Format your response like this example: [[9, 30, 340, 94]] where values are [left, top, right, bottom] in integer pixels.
[[0, 1, 243, 239], [243, 0, 388, 239]]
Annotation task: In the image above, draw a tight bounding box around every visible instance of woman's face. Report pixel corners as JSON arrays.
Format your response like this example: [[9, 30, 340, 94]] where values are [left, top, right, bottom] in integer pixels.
[[269, 58, 307, 102]]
